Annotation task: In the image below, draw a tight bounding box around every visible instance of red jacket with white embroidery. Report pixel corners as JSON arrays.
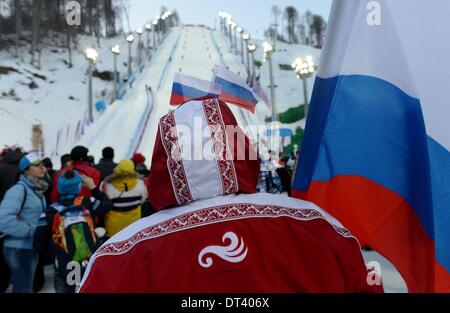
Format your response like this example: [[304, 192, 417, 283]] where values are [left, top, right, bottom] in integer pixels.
[[79, 193, 382, 292], [79, 99, 383, 292]]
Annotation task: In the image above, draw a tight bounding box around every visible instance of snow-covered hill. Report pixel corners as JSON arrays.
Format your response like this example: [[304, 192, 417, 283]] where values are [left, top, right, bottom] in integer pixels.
[[0, 33, 144, 157]]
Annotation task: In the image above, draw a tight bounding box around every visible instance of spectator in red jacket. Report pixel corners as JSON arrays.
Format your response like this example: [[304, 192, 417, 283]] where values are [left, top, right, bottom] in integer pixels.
[[80, 99, 383, 293], [50, 146, 101, 204]]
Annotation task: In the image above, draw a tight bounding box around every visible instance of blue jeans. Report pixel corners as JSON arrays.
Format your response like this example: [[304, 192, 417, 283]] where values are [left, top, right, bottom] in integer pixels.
[[3, 246, 38, 293]]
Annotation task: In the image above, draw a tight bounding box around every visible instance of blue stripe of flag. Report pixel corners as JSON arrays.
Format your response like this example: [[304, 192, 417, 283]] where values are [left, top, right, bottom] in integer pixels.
[[172, 82, 219, 99], [214, 76, 258, 104]]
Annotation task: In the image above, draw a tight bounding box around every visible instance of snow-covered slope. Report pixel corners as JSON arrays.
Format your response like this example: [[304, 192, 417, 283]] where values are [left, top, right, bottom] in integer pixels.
[[137, 26, 271, 164], [77, 28, 182, 161]]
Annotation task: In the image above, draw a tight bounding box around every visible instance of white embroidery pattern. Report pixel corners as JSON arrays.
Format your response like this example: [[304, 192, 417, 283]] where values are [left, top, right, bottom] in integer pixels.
[[159, 111, 193, 205], [94, 203, 356, 258], [198, 231, 248, 268], [202, 99, 238, 195]]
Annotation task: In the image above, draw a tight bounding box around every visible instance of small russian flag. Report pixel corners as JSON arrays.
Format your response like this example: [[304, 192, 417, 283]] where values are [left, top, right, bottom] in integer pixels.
[[213, 66, 259, 113], [170, 73, 220, 105]]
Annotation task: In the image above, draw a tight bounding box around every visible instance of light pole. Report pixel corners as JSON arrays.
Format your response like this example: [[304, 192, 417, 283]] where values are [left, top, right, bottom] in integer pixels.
[[154, 15, 161, 44], [136, 27, 143, 66], [85, 48, 98, 124], [231, 22, 237, 54], [152, 19, 158, 49], [271, 23, 278, 50], [292, 55, 317, 120], [161, 11, 172, 35], [111, 44, 120, 100], [227, 19, 233, 49], [145, 23, 152, 56], [242, 34, 250, 76], [263, 42, 277, 122], [161, 15, 166, 36], [126, 34, 134, 80], [237, 27, 244, 62], [248, 44, 257, 81], [218, 12, 224, 32]]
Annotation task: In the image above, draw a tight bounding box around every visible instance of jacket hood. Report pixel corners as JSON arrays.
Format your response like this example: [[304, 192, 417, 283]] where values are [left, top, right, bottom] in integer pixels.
[[104, 172, 139, 191], [147, 98, 260, 211]]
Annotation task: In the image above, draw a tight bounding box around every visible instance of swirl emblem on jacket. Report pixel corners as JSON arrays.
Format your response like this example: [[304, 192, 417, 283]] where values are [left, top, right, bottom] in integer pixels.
[[198, 231, 248, 268]]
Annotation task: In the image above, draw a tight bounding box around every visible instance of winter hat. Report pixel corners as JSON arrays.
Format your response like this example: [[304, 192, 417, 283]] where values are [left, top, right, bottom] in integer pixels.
[[42, 157, 53, 169], [112, 159, 137, 191], [19, 152, 43, 172], [70, 146, 89, 161], [148, 98, 260, 210], [57, 170, 82, 198], [102, 147, 115, 159], [114, 159, 136, 175], [60, 154, 71, 168], [132, 153, 146, 164]]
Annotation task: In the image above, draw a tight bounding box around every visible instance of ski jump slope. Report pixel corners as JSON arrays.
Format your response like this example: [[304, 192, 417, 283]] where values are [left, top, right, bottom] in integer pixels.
[[81, 25, 270, 163], [137, 25, 271, 165]]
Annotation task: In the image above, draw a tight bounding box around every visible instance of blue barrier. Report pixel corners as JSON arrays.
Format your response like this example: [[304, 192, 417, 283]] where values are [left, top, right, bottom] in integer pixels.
[[117, 80, 127, 100], [266, 128, 293, 137], [95, 100, 107, 112], [127, 85, 154, 157]]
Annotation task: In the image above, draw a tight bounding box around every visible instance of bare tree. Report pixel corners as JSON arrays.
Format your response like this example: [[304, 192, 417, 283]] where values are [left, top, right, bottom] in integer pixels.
[[0, 1, 3, 42], [30, 0, 41, 67], [95, 0, 101, 46], [297, 23, 306, 44], [66, 24, 73, 67], [171, 9, 180, 26], [304, 10, 313, 45], [311, 14, 326, 47], [104, 0, 116, 37], [284, 6, 298, 44], [271, 5, 281, 43], [14, 0, 21, 58], [120, 0, 131, 33]]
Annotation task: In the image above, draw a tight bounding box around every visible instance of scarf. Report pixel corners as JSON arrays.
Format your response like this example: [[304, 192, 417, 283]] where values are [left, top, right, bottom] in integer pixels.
[[24, 174, 49, 197]]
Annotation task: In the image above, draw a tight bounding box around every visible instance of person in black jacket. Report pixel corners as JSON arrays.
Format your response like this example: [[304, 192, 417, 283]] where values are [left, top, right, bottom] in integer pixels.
[[0, 147, 25, 201], [33, 157, 57, 292], [0, 147, 25, 293], [94, 147, 117, 181]]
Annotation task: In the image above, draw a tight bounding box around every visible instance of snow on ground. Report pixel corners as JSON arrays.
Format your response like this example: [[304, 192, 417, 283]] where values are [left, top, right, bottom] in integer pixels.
[[0, 33, 147, 159]]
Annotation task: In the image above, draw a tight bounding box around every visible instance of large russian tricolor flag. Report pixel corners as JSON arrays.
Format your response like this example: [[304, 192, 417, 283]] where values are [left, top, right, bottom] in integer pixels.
[[213, 66, 259, 113], [170, 73, 220, 105], [292, 0, 450, 292]]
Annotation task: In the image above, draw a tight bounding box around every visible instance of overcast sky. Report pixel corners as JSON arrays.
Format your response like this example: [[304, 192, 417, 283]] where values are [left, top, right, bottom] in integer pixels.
[[128, 0, 332, 39]]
